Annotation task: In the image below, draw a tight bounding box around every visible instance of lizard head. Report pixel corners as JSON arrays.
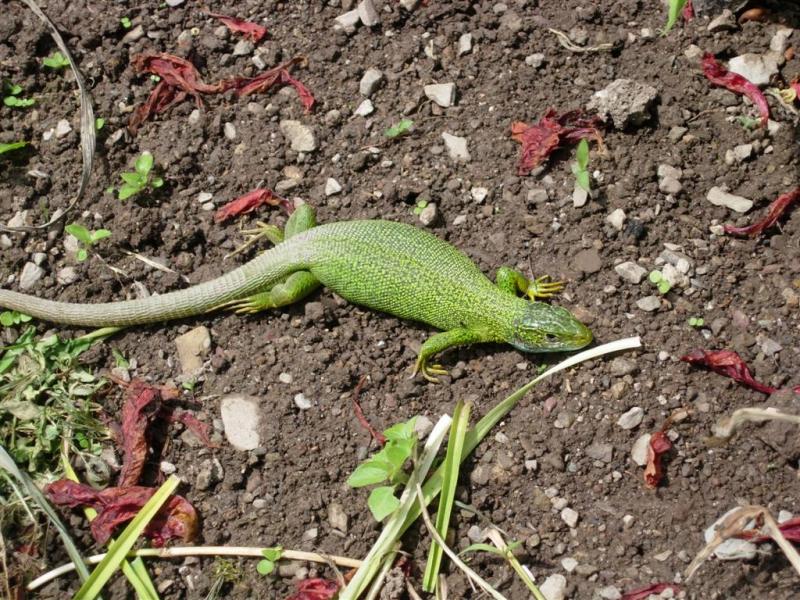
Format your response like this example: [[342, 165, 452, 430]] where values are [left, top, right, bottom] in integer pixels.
[[509, 302, 592, 353]]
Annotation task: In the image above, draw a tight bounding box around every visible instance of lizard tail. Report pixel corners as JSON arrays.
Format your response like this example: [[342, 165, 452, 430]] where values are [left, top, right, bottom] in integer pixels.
[[0, 236, 313, 327]]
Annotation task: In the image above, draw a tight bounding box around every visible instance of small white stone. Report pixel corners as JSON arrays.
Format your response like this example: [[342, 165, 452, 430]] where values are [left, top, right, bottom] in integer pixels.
[[540, 574, 566, 600], [160, 461, 177, 475], [279, 120, 317, 152], [223, 122, 236, 140], [659, 176, 682, 195], [728, 53, 781, 87], [354, 99, 374, 117], [294, 393, 312, 410], [560, 507, 579, 528], [458, 33, 472, 56], [357, 0, 380, 26], [637, 295, 661, 312], [732, 143, 753, 162], [707, 186, 753, 213], [57, 267, 78, 285], [617, 406, 644, 430], [278, 372, 293, 384], [441, 132, 470, 162], [597, 585, 622, 600], [684, 44, 703, 60], [606, 208, 626, 230], [614, 261, 647, 284], [631, 433, 651, 466], [197, 191, 213, 203], [418, 202, 438, 227], [359, 68, 383, 97], [424, 82, 456, 107], [707, 9, 736, 32], [334, 9, 360, 31], [561, 557, 578, 572], [175, 326, 211, 376], [470, 187, 489, 203], [188, 109, 201, 125], [122, 24, 145, 43], [55, 119, 72, 138], [220, 394, 262, 451], [525, 53, 545, 68], [770, 27, 794, 54], [325, 178, 342, 196], [19, 262, 44, 290], [232, 40, 254, 56], [414, 415, 434, 439], [572, 185, 589, 208]]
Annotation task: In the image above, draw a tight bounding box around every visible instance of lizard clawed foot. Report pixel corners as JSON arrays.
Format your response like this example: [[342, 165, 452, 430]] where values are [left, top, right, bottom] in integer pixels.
[[217, 292, 274, 315], [410, 357, 449, 383], [525, 275, 564, 301]]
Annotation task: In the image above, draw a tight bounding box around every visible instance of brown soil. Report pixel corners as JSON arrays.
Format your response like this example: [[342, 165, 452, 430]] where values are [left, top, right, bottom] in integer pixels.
[[2, 0, 800, 598]]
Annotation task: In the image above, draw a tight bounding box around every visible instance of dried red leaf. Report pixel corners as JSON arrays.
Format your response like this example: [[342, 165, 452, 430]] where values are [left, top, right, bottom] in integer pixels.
[[129, 53, 313, 133], [791, 81, 800, 100], [206, 11, 267, 43], [682, 0, 694, 20], [214, 188, 292, 223], [511, 109, 603, 176], [724, 187, 800, 238], [740, 516, 800, 543], [224, 58, 315, 112], [168, 410, 218, 448], [644, 431, 672, 489], [118, 380, 179, 487], [45, 480, 197, 546], [284, 578, 340, 600], [702, 53, 769, 127], [680, 349, 778, 395], [622, 583, 682, 600]]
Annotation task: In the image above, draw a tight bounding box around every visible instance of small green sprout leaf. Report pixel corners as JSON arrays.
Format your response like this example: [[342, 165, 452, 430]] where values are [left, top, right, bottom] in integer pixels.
[[0, 141, 28, 155], [120, 16, 132, 29], [384, 119, 414, 138], [112, 348, 130, 369], [736, 115, 760, 130], [151, 176, 164, 188], [412, 200, 429, 216], [118, 184, 141, 201], [117, 152, 162, 200], [0, 311, 32, 327], [135, 151, 154, 175], [661, 0, 688, 36], [347, 462, 392, 488], [688, 317, 705, 328], [368, 486, 400, 521], [65, 223, 111, 262], [571, 139, 591, 193], [648, 270, 671, 295], [6, 83, 23, 96], [76, 248, 88, 262], [256, 546, 283, 576], [65, 223, 92, 245], [42, 52, 70, 70], [4, 96, 35, 108], [95, 117, 106, 130]]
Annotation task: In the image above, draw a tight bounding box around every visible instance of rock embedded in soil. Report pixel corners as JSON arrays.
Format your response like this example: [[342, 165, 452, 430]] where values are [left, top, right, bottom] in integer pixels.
[[597, 585, 622, 600], [525, 53, 545, 68], [606, 208, 625, 230], [357, 0, 380, 26], [175, 326, 211, 376], [359, 68, 383, 97], [19, 262, 44, 290], [424, 83, 456, 108], [707, 9, 736, 32], [614, 261, 647, 284], [560, 507, 579, 528], [327, 502, 349, 532], [325, 178, 342, 196], [727, 53, 781, 87], [706, 186, 753, 213], [55, 119, 72, 138], [220, 394, 262, 451], [354, 99, 374, 116], [441, 132, 470, 162], [458, 33, 472, 55], [572, 185, 588, 208], [56, 266, 78, 286], [631, 433, 651, 466], [279, 120, 317, 152], [294, 392, 312, 410], [572, 248, 602, 274], [585, 442, 613, 463], [418, 202, 438, 227], [195, 458, 224, 491], [587, 79, 658, 129], [232, 40, 253, 56], [617, 406, 644, 430], [539, 574, 566, 600], [637, 294, 663, 312], [334, 9, 360, 32]]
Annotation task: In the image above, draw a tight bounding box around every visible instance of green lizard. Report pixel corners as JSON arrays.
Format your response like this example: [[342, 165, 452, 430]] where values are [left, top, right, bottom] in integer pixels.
[[0, 205, 592, 381]]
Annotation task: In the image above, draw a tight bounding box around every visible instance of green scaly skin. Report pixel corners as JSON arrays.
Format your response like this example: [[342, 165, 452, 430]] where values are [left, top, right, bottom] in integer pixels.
[[0, 206, 592, 381]]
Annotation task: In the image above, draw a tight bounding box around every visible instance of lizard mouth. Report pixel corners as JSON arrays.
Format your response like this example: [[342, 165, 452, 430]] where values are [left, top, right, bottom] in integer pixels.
[[510, 304, 593, 353]]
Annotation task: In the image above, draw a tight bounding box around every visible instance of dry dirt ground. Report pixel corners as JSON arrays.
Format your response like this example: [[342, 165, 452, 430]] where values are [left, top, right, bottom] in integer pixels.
[[2, 0, 800, 598]]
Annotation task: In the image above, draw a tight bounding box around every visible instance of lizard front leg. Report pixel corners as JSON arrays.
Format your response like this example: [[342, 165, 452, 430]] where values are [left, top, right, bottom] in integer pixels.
[[412, 328, 488, 383], [495, 267, 563, 300]]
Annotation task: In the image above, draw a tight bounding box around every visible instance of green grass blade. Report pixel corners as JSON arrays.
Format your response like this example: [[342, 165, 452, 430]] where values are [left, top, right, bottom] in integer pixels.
[[61, 448, 160, 600], [0, 444, 91, 582], [661, 0, 687, 35], [422, 400, 471, 592], [74, 475, 180, 600]]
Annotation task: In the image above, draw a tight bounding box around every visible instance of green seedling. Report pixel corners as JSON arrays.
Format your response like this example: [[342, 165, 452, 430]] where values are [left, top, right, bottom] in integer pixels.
[[0, 311, 32, 327], [688, 316, 704, 328], [3, 82, 35, 108], [42, 52, 70, 70], [412, 199, 429, 216], [660, 0, 688, 36], [0, 141, 28, 155], [736, 115, 760, 130], [384, 119, 413, 139], [111, 348, 129, 369], [347, 417, 418, 521], [150, 75, 161, 83], [648, 270, 672, 294], [65, 223, 112, 262], [256, 546, 283, 575], [117, 151, 164, 200], [95, 117, 106, 131], [120, 16, 132, 29], [571, 138, 591, 193]]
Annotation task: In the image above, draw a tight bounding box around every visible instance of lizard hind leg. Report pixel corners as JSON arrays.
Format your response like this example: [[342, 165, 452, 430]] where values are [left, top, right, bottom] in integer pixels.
[[495, 266, 564, 301], [284, 203, 317, 238], [224, 270, 321, 314]]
